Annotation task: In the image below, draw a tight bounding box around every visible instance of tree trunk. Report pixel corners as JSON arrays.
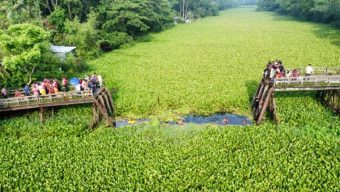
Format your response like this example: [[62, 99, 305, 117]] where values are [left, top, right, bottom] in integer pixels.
[[26, 66, 35, 85], [185, 0, 189, 19], [179, 0, 182, 18], [45, 0, 52, 13], [67, 2, 72, 19], [50, 0, 58, 10], [182, 0, 185, 18]]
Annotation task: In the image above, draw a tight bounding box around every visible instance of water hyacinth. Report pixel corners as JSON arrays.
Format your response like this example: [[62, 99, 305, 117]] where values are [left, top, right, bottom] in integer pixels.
[[0, 7, 339, 191]]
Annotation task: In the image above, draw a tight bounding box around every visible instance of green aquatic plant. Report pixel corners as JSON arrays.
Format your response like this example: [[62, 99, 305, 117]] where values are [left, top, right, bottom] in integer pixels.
[[0, 7, 339, 191]]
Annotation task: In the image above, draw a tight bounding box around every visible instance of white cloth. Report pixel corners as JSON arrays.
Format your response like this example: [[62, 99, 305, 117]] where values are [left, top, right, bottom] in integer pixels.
[[306, 66, 313, 75]]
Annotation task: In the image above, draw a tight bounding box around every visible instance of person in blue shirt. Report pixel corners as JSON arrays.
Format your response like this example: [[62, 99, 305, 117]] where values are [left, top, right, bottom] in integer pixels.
[[23, 84, 30, 96]]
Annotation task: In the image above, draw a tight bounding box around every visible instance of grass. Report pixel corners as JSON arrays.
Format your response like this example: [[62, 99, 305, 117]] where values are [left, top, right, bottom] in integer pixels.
[[0, 7, 339, 191]]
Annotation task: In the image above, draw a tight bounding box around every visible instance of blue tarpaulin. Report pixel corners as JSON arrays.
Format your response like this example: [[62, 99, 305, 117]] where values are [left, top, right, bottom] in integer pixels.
[[69, 78, 80, 86]]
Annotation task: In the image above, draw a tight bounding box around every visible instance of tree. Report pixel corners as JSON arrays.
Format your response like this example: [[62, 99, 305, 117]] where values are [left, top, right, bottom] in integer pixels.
[[99, 1, 150, 36], [173, 0, 237, 19], [46, 8, 67, 43], [0, 24, 58, 86], [257, 0, 340, 26], [64, 12, 100, 58], [0, 63, 9, 85], [0, 0, 28, 24], [0, 0, 42, 24]]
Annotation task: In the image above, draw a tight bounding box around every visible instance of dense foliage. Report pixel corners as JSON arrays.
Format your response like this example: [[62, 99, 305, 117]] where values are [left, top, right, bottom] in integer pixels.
[[173, 0, 239, 19], [257, 0, 340, 27], [0, 24, 59, 86], [0, 115, 338, 191], [1, 8, 339, 190]]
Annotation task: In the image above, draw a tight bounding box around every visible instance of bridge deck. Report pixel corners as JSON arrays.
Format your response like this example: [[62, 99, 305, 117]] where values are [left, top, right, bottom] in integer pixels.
[[274, 75, 340, 91], [0, 90, 95, 112]]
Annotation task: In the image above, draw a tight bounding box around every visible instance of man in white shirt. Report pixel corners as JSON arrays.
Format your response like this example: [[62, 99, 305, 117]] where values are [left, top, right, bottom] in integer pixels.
[[306, 64, 313, 76], [97, 75, 103, 87]]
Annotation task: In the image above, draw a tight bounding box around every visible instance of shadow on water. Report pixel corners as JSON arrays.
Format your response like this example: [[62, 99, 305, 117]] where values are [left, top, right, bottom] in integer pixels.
[[245, 80, 259, 104], [262, 10, 340, 48], [134, 34, 155, 43], [312, 25, 340, 48], [275, 91, 316, 98], [115, 113, 252, 128], [174, 113, 252, 126]]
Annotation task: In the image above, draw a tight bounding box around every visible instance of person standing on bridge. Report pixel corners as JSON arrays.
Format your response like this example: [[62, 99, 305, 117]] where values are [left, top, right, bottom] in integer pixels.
[[52, 79, 60, 90], [263, 62, 272, 78], [15, 90, 22, 97], [39, 84, 46, 96], [23, 85, 30, 96], [32, 85, 39, 98], [1, 88, 8, 98], [62, 78, 68, 92], [306, 64, 313, 76], [97, 74, 103, 87], [292, 69, 299, 80]]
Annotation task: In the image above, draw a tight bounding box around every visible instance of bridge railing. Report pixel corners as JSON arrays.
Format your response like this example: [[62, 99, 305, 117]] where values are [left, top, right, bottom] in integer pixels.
[[0, 90, 94, 109], [286, 67, 340, 76], [274, 75, 340, 86]]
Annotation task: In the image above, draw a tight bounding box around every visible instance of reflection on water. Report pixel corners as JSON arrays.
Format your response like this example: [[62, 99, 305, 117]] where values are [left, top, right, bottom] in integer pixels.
[[115, 113, 252, 128], [180, 113, 251, 126]]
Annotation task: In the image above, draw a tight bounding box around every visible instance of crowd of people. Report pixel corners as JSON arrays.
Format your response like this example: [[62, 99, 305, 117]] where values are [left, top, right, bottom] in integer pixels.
[[263, 60, 313, 80], [1, 73, 103, 99]]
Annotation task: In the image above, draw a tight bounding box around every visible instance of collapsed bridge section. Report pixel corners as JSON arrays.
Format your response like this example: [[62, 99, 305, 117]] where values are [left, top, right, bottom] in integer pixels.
[[252, 66, 340, 125], [0, 88, 115, 128]]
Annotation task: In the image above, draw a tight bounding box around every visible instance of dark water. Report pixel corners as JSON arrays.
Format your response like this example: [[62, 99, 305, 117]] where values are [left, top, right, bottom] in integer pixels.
[[115, 113, 252, 128], [179, 113, 252, 126]]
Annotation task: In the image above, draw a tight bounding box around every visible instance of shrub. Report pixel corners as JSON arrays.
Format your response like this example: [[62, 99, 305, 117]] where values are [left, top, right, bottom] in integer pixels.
[[99, 32, 131, 52]]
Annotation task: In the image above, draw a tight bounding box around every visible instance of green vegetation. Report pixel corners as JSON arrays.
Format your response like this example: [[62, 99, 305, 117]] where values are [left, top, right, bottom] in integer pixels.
[[1, 116, 338, 191], [90, 7, 340, 118], [0, 0, 238, 87], [257, 0, 340, 27], [0, 24, 58, 86], [1, 7, 340, 191]]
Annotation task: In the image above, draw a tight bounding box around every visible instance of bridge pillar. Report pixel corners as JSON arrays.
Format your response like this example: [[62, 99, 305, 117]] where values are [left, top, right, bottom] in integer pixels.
[[317, 90, 340, 113], [91, 88, 115, 128], [252, 79, 275, 125], [39, 107, 46, 124], [269, 93, 278, 123]]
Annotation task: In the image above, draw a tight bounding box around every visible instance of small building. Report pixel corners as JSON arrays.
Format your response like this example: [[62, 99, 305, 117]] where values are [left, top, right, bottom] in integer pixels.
[[50, 45, 76, 61]]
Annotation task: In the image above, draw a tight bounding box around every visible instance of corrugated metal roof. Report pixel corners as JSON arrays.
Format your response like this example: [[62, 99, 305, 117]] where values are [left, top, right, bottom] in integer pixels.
[[50, 45, 76, 53]]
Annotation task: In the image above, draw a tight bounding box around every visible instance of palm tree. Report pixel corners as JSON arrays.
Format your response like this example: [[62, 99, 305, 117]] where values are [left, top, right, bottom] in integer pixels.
[[0, 0, 28, 24]]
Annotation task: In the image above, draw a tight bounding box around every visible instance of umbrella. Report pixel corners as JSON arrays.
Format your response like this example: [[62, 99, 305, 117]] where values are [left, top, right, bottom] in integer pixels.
[[69, 77, 80, 86]]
